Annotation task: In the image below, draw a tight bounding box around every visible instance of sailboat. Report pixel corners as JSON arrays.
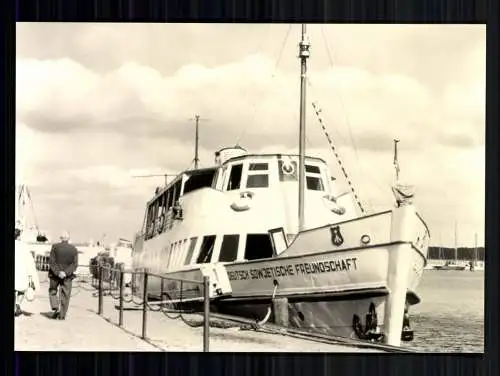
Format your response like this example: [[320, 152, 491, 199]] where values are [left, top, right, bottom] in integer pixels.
[[470, 233, 484, 271], [131, 24, 430, 347], [15, 185, 52, 246], [15, 184, 56, 271], [434, 221, 466, 271]]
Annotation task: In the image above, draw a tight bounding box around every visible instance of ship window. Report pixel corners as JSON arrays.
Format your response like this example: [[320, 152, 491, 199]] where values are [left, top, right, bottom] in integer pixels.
[[246, 174, 269, 188], [306, 176, 324, 191], [167, 187, 174, 209], [183, 170, 217, 195], [166, 243, 174, 267], [246, 161, 269, 188], [162, 191, 169, 212], [244, 234, 275, 261], [145, 201, 159, 240], [249, 163, 268, 171], [219, 235, 239, 262], [227, 164, 243, 191], [184, 237, 198, 265], [305, 165, 321, 174], [173, 180, 182, 203], [196, 235, 216, 263]]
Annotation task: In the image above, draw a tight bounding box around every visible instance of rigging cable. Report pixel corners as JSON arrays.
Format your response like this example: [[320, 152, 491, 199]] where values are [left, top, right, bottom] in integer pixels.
[[310, 101, 365, 214], [235, 24, 293, 146], [319, 26, 391, 204]]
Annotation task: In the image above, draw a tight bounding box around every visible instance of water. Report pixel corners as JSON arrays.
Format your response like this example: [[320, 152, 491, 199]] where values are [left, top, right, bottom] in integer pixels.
[[403, 270, 484, 352]]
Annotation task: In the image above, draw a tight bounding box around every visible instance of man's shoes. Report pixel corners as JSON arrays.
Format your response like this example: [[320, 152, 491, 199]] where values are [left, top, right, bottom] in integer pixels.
[[14, 304, 22, 317], [57, 315, 65, 320], [51, 310, 60, 319]]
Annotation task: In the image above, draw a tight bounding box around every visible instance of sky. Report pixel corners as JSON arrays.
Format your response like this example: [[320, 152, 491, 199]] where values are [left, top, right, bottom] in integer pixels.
[[15, 23, 485, 246]]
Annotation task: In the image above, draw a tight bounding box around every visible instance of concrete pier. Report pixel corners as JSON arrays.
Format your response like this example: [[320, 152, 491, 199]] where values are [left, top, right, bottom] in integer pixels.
[[15, 274, 381, 352]]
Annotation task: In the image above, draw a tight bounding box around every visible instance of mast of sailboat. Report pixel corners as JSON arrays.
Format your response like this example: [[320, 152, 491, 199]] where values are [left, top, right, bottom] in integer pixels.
[[454, 221, 458, 262], [298, 24, 310, 232], [438, 231, 442, 260], [474, 232, 478, 262]]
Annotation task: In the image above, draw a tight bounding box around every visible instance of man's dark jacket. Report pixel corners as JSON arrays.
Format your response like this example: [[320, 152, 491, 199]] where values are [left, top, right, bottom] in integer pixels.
[[48, 241, 79, 280]]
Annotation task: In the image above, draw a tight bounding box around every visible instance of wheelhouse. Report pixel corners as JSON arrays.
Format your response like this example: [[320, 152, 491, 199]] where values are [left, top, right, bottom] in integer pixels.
[[139, 153, 336, 268]]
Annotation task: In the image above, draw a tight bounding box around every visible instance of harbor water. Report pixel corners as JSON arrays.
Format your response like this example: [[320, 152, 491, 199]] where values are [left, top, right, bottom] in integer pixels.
[[403, 269, 484, 352]]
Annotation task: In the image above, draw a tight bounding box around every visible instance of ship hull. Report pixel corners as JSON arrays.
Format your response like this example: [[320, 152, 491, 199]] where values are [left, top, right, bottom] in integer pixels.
[[136, 205, 429, 346]]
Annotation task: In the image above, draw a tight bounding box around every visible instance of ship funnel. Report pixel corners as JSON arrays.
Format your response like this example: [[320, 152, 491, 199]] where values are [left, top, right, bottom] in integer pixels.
[[215, 146, 247, 165]]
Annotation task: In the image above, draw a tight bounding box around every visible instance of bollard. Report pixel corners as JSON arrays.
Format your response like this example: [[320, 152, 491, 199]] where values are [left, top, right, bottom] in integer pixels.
[[272, 298, 289, 327], [141, 271, 149, 340], [203, 276, 210, 352], [98, 264, 103, 315], [118, 265, 124, 327]]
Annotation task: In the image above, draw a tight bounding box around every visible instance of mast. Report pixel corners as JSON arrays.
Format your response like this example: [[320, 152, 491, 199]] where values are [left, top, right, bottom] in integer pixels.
[[393, 139, 400, 181], [474, 233, 478, 262], [454, 221, 458, 261], [194, 115, 200, 169], [438, 231, 442, 260], [298, 24, 310, 232]]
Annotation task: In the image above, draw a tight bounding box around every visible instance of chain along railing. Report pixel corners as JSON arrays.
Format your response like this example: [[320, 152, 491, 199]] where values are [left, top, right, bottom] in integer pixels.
[[95, 264, 211, 352]]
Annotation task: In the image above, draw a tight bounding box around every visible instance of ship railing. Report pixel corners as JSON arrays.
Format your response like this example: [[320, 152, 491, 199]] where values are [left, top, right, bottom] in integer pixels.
[[94, 263, 210, 352]]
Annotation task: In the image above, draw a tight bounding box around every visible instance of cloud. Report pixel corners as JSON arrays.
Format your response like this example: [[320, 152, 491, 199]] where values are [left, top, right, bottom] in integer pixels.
[[15, 24, 485, 245]]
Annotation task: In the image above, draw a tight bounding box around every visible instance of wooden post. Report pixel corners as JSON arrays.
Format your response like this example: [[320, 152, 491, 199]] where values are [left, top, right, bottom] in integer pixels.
[[141, 271, 149, 340], [118, 265, 124, 327], [98, 264, 103, 315], [203, 276, 210, 352]]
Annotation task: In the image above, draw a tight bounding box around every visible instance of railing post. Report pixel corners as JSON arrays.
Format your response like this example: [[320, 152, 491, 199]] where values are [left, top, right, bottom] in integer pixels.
[[141, 271, 149, 340], [98, 263, 103, 315], [118, 265, 124, 327], [203, 276, 210, 352], [160, 276, 164, 307]]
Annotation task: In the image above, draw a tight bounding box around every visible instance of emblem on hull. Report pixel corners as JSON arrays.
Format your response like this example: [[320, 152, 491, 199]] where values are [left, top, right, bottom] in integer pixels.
[[330, 225, 344, 246]]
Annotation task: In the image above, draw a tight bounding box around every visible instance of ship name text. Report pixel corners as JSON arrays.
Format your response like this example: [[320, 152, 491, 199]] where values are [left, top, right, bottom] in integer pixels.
[[227, 258, 358, 281]]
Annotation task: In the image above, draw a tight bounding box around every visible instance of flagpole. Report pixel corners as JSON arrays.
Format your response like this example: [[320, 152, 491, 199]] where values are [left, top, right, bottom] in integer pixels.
[[393, 139, 400, 181]]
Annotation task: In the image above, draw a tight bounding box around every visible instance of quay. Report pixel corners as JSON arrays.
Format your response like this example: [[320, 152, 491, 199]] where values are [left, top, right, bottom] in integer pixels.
[[15, 272, 389, 352]]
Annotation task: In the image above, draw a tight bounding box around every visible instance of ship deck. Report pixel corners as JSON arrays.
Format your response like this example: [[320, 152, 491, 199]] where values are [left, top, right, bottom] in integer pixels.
[[15, 272, 394, 352]]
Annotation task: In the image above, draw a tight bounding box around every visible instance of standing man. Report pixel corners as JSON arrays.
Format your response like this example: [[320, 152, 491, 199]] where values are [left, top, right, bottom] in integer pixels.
[[48, 231, 78, 320]]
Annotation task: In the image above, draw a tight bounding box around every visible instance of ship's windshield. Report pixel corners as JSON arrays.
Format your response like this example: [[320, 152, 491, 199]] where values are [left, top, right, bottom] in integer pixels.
[[219, 234, 239, 262], [196, 235, 216, 263], [227, 164, 243, 190], [305, 164, 325, 191], [244, 234, 275, 260], [183, 169, 217, 195], [246, 162, 270, 188], [184, 237, 198, 265]]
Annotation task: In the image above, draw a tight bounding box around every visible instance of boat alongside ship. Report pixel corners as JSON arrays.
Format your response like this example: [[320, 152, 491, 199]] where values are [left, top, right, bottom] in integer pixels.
[[130, 24, 430, 348]]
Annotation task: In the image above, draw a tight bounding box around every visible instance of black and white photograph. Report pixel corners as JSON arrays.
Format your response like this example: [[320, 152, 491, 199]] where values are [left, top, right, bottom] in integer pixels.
[[15, 23, 484, 353]]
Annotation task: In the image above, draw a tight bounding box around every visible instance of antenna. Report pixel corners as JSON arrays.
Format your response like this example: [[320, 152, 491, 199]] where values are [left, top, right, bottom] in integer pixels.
[[132, 173, 178, 186], [189, 115, 209, 169], [393, 139, 400, 181]]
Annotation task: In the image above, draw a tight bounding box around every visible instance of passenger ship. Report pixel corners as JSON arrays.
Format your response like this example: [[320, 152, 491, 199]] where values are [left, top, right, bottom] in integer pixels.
[[132, 24, 430, 347]]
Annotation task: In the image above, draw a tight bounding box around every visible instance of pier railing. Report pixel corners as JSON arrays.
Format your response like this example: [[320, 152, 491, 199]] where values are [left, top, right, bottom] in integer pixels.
[[95, 264, 210, 352]]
